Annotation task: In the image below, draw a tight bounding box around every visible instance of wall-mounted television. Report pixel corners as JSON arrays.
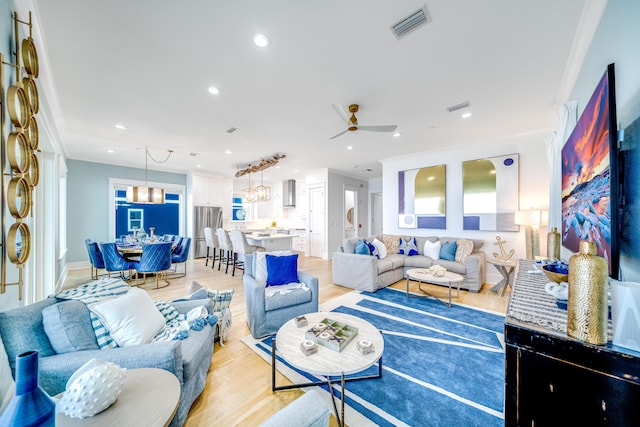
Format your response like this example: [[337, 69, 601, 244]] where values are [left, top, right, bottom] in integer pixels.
[[561, 63, 618, 278]]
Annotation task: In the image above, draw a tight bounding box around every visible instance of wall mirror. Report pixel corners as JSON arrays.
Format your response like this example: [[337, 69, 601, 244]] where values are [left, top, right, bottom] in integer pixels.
[[462, 154, 519, 231], [398, 164, 446, 229]]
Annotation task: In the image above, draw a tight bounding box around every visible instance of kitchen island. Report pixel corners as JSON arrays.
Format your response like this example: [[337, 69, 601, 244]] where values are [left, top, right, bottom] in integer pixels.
[[246, 233, 296, 251]]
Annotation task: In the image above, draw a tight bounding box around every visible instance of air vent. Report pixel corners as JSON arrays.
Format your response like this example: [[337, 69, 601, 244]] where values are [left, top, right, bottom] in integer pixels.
[[391, 5, 431, 39], [226, 127, 237, 134], [446, 101, 470, 113]]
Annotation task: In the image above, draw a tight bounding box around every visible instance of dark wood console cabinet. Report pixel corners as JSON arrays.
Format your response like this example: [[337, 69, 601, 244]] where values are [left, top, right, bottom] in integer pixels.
[[505, 260, 640, 426]]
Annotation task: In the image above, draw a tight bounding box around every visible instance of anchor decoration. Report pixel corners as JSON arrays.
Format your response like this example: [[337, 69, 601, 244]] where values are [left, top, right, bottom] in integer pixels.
[[493, 236, 515, 261]]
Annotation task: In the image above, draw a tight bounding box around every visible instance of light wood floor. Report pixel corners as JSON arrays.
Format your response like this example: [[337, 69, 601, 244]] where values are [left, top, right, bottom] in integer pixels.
[[63, 256, 509, 426]]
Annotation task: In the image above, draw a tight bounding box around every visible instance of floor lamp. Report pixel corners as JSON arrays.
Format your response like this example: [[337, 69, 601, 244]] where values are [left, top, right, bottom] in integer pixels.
[[515, 210, 548, 260]]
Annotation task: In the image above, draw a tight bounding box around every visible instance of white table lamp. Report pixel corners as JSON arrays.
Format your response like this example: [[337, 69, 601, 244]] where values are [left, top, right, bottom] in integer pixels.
[[515, 209, 548, 260]]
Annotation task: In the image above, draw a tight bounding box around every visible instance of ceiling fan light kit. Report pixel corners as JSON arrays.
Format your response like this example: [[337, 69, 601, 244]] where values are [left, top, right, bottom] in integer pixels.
[[329, 103, 397, 139]]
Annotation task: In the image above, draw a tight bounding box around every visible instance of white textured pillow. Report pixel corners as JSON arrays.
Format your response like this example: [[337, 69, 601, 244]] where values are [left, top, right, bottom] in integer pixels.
[[455, 239, 474, 263], [90, 288, 166, 347], [423, 240, 441, 259], [255, 251, 293, 286], [372, 238, 387, 259], [0, 335, 15, 415]]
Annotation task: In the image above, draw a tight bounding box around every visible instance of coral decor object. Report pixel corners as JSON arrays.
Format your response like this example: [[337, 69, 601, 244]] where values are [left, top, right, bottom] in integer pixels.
[[58, 358, 127, 419]]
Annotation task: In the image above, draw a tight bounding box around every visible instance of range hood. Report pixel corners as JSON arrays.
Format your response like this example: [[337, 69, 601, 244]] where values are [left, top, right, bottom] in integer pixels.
[[282, 179, 296, 208]]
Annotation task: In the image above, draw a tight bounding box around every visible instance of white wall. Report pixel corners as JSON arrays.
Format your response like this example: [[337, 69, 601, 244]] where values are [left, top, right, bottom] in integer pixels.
[[381, 131, 551, 284]]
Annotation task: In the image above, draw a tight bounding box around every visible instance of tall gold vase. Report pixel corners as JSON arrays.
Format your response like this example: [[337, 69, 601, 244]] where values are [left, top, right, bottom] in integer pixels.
[[546, 227, 560, 260], [567, 241, 608, 345]]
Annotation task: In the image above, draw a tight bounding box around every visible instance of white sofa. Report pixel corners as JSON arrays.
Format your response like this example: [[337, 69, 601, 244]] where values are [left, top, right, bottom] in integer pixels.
[[332, 235, 486, 293]]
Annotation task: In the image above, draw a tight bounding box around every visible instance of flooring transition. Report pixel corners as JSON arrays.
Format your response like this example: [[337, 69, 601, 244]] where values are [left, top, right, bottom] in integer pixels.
[[62, 255, 509, 426]]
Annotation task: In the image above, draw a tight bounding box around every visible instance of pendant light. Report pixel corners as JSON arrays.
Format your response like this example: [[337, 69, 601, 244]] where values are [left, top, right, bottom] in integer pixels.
[[126, 146, 173, 204]]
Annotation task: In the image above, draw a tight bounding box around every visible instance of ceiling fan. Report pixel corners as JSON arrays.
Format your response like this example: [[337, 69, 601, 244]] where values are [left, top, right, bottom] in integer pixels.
[[329, 104, 397, 139]]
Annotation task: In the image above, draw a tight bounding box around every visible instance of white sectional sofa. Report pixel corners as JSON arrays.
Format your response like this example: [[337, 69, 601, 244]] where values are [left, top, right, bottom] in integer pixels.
[[332, 235, 486, 293]]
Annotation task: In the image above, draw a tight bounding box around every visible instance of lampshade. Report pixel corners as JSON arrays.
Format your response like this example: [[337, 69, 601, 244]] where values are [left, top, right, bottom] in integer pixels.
[[126, 186, 165, 204], [514, 209, 548, 226]]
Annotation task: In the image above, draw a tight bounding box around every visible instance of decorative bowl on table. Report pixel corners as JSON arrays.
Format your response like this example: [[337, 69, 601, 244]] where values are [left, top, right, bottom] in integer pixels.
[[427, 265, 447, 277], [542, 262, 569, 283]]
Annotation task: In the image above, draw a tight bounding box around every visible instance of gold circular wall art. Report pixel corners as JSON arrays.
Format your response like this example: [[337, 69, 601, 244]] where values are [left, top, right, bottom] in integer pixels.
[[7, 131, 30, 174], [23, 76, 39, 115], [7, 221, 31, 265], [7, 84, 30, 128], [21, 37, 39, 77], [27, 116, 38, 150], [7, 177, 32, 219], [28, 153, 39, 188]]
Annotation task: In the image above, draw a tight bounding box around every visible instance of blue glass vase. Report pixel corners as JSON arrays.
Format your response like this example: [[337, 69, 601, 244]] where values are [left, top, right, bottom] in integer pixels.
[[0, 350, 56, 426]]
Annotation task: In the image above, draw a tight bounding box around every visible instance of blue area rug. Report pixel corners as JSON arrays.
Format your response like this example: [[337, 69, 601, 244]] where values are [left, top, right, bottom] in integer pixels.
[[241, 287, 505, 426]]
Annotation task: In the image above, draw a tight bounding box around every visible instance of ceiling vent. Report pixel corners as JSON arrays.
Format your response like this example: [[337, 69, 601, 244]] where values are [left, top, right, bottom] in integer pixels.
[[226, 127, 237, 134], [391, 5, 431, 39], [446, 101, 470, 113]]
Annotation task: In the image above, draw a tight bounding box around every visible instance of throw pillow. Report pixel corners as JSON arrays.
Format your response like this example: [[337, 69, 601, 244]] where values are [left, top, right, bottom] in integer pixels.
[[440, 241, 458, 261], [382, 235, 400, 255], [423, 240, 441, 260], [266, 254, 299, 286], [254, 251, 293, 286], [354, 240, 371, 255], [364, 240, 379, 258], [398, 237, 419, 256], [372, 238, 387, 259], [0, 335, 15, 415], [42, 300, 99, 354], [455, 239, 474, 263], [90, 288, 166, 347]]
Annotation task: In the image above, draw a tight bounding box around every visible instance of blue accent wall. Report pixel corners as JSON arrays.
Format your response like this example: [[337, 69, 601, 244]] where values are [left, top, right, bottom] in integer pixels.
[[67, 160, 186, 263]]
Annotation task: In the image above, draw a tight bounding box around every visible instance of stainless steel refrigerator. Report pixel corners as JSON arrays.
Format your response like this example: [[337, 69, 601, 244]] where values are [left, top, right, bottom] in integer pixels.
[[193, 206, 223, 258]]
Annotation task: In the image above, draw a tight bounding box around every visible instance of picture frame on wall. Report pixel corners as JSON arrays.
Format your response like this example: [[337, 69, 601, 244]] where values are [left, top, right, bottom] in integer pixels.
[[398, 164, 446, 229]]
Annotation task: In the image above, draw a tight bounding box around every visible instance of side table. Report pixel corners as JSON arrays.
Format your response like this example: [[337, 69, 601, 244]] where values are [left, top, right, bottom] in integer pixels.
[[56, 368, 180, 427], [487, 258, 516, 296]]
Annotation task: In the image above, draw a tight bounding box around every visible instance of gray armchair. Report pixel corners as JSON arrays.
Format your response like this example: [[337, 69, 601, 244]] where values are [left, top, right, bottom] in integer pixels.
[[243, 253, 319, 338]]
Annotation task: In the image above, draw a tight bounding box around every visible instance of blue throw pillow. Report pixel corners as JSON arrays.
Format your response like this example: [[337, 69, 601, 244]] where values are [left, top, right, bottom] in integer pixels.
[[364, 240, 379, 258], [354, 239, 371, 255], [440, 241, 458, 261], [266, 254, 299, 286], [398, 237, 419, 256]]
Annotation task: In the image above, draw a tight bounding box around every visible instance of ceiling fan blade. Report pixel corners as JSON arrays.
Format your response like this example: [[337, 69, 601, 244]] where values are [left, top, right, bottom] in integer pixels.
[[331, 104, 350, 124], [329, 129, 349, 139], [358, 125, 398, 133]]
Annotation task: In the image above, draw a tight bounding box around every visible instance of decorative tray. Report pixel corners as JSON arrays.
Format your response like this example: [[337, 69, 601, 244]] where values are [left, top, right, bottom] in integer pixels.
[[305, 318, 358, 352]]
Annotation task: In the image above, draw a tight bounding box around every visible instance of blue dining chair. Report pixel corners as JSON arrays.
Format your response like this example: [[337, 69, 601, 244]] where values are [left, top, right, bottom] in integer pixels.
[[133, 242, 173, 288], [85, 238, 106, 280], [170, 237, 191, 277], [99, 242, 137, 280]]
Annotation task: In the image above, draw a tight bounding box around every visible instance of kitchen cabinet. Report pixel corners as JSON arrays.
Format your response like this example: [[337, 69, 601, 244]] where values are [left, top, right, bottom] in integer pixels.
[[505, 259, 640, 426], [192, 174, 224, 206]]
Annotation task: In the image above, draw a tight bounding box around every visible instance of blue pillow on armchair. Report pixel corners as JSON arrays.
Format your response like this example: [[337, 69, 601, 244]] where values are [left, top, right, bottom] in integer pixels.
[[266, 254, 299, 286], [440, 241, 458, 261]]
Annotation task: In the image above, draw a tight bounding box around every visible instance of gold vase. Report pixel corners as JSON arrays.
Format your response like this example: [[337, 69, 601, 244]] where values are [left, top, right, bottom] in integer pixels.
[[567, 241, 608, 345], [546, 227, 560, 260]]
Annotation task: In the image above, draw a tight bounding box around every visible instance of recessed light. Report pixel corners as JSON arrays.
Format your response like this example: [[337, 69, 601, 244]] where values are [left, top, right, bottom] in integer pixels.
[[107, 149, 114, 153], [393, 132, 401, 137], [294, 169, 299, 173], [115, 124, 126, 130], [224, 150, 232, 155], [275, 166, 280, 169], [196, 164, 201, 168], [253, 33, 270, 48], [347, 146, 353, 150], [461, 112, 472, 119], [208, 86, 220, 95]]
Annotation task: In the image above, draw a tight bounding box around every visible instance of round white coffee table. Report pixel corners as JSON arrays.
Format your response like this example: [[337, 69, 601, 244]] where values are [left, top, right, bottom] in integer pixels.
[[406, 268, 463, 307], [272, 312, 384, 427], [56, 368, 179, 427]]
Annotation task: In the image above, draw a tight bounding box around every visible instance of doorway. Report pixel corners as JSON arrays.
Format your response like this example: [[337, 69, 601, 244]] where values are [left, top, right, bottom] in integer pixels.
[[371, 192, 383, 236], [344, 186, 358, 240], [308, 184, 325, 258]]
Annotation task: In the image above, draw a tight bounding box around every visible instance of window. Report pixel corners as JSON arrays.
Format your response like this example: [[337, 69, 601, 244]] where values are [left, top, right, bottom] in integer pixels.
[[128, 209, 143, 232]]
